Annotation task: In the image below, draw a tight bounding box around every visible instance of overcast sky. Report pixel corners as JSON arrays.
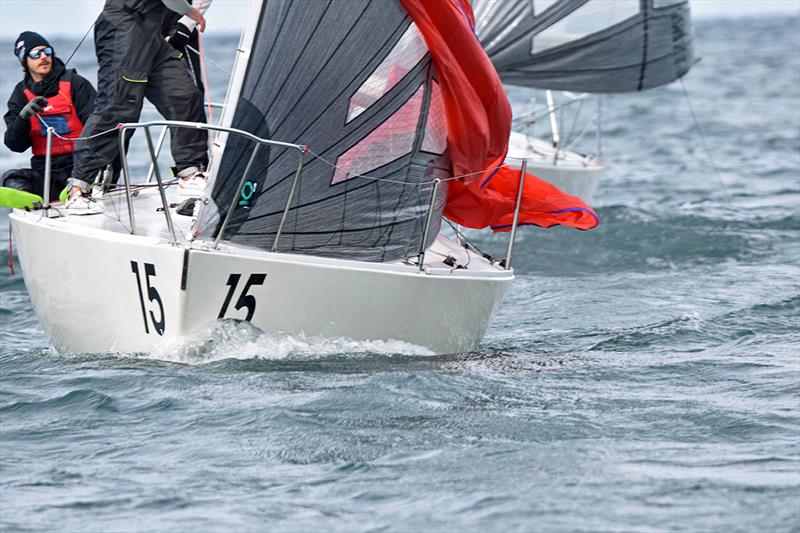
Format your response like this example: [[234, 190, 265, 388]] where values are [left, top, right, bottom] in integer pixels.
[[0, 0, 798, 39]]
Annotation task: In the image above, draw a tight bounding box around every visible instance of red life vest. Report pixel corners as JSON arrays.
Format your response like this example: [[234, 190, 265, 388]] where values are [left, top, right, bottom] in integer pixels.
[[23, 79, 84, 157]]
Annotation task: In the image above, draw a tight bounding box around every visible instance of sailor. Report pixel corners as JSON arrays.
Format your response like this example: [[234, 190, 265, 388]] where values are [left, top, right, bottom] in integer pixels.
[[2, 32, 96, 202], [66, 0, 210, 211]]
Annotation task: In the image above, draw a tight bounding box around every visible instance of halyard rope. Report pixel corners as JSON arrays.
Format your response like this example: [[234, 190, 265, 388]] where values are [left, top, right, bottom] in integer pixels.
[[193, 36, 216, 142]]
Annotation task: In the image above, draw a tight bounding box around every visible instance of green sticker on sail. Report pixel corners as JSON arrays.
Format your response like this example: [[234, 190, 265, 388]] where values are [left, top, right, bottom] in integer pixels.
[[239, 181, 257, 208]]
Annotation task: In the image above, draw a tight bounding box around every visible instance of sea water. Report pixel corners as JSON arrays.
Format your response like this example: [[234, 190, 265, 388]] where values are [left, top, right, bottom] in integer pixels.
[[1, 15, 798, 532]]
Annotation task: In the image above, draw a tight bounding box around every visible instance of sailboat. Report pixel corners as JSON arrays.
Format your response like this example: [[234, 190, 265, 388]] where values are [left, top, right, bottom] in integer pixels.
[[8, 0, 596, 355], [473, 0, 696, 200], [506, 89, 605, 201]]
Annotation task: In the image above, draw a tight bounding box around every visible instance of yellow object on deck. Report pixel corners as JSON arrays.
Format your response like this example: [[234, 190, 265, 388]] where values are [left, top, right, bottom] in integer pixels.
[[0, 187, 44, 209]]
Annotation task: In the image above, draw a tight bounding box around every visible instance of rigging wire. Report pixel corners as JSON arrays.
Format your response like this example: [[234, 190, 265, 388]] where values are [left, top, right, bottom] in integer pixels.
[[680, 78, 732, 204], [185, 40, 224, 160], [63, 22, 95, 67], [563, 96, 584, 148], [561, 108, 600, 155], [444, 218, 493, 264], [185, 44, 231, 76]]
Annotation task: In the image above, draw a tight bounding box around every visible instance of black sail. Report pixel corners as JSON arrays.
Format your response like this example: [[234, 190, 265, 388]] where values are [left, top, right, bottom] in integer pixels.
[[473, 0, 695, 92], [201, 0, 449, 262]]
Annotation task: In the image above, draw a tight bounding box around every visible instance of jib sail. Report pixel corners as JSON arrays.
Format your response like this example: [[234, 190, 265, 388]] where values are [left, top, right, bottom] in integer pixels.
[[201, 0, 450, 262]]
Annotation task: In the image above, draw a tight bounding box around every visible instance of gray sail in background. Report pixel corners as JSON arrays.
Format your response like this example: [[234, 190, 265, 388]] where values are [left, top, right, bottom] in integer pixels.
[[473, 0, 695, 92], [203, 0, 449, 262]]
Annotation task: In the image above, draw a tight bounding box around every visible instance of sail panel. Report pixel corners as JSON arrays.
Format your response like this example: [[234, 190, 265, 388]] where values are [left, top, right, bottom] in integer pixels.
[[334, 84, 425, 185], [202, 0, 449, 262], [420, 82, 447, 155], [530, 0, 640, 54], [346, 24, 429, 122], [473, 0, 695, 92]]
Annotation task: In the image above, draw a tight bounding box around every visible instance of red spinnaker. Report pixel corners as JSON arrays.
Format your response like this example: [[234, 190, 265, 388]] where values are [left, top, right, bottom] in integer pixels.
[[399, 0, 599, 231]]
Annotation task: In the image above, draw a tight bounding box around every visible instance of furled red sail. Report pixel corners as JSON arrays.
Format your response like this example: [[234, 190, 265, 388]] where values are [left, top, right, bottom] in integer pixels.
[[446, 166, 599, 231], [400, 0, 599, 231]]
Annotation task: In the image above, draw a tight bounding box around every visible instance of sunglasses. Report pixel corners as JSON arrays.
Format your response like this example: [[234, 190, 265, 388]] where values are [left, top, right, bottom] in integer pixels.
[[28, 47, 53, 59]]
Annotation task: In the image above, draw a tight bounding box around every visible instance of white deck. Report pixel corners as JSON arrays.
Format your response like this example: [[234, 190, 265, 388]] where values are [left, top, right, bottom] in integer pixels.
[[40, 180, 195, 243]]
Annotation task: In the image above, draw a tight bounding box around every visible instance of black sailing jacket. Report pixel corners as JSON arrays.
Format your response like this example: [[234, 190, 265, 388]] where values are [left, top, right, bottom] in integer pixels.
[[3, 57, 96, 171]]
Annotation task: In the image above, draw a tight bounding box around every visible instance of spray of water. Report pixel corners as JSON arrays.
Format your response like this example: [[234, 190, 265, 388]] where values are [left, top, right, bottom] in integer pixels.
[[145, 319, 434, 364]]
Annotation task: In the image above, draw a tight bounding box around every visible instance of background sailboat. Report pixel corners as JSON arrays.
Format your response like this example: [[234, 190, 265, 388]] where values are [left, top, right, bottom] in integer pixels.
[[473, 0, 696, 200]]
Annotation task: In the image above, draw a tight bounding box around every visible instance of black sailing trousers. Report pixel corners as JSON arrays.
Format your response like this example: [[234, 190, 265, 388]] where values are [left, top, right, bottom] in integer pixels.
[[70, 2, 208, 187]]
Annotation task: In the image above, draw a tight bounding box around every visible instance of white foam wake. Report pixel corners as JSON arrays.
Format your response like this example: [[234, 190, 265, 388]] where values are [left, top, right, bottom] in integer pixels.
[[145, 319, 433, 364]]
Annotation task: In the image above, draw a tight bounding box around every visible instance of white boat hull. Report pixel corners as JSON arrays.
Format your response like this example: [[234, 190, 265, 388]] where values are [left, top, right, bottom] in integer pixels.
[[10, 205, 512, 355], [507, 131, 604, 201]]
